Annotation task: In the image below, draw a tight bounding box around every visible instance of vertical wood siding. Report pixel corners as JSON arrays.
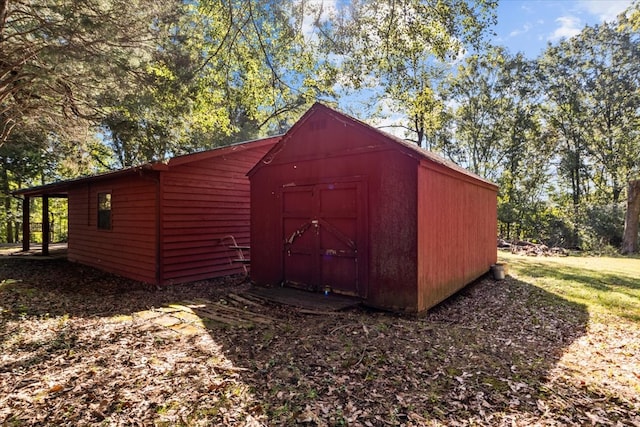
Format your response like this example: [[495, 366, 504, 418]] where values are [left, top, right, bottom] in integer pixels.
[[364, 151, 418, 311], [160, 145, 272, 284], [251, 104, 498, 313], [417, 162, 497, 311], [250, 107, 419, 310], [67, 176, 158, 283]]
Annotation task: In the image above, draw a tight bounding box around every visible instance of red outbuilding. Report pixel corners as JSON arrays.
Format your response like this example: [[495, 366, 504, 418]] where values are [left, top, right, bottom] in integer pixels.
[[249, 103, 498, 312], [15, 137, 279, 285]]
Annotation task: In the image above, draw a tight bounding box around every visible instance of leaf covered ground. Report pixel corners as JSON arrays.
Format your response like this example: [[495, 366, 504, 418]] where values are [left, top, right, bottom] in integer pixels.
[[1, 255, 639, 426]]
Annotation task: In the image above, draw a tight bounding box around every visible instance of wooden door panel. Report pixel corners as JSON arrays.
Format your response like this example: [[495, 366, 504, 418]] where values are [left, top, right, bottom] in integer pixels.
[[321, 256, 358, 295], [318, 186, 357, 217], [282, 180, 364, 297], [283, 187, 317, 290]]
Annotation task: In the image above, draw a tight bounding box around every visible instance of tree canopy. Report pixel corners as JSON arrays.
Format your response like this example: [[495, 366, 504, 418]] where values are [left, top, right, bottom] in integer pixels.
[[1, 0, 639, 252], [0, 0, 176, 144]]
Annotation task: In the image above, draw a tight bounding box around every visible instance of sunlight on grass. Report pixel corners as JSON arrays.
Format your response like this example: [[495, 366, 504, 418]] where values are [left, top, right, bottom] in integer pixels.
[[499, 251, 640, 321]]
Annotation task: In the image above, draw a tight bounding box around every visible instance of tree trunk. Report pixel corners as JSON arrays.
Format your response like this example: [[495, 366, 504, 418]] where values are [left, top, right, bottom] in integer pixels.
[[621, 179, 640, 254], [1, 158, 13, 242]]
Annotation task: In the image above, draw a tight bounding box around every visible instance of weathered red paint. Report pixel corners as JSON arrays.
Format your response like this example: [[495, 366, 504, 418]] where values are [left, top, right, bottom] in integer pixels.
[[15, 137, 279, 285], [67, 172, 159, 283], [249, 103, 498, 312], [158, 139, 278, 284]]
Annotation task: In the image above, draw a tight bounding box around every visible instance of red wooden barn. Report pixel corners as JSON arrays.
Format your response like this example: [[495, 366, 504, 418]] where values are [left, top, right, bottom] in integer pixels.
[[15, 137, 279, 285], [249, 103, 498, 312]]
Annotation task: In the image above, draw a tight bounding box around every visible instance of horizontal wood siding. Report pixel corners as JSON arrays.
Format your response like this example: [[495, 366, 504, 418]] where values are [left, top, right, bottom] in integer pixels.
[[417, 162, 497, 311], [67, 176, 158, 283], [160, 145, 272, 284]]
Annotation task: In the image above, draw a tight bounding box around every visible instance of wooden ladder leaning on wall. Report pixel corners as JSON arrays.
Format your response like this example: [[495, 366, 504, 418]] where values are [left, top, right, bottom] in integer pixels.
[[218, 235, 250, 276]]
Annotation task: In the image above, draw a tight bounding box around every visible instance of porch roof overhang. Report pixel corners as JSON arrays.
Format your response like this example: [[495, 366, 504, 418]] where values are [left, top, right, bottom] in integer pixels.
[[11, 164, 163, 198], [12, 135, 282, 199]]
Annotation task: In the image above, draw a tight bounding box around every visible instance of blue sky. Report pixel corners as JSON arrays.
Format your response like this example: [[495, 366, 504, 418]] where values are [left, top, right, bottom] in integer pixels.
[[494, 0, 634, 57], [325, 0, 636, 129]]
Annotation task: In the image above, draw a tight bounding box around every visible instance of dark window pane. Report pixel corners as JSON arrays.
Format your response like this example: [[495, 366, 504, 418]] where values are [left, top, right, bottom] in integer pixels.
[[98, 192, 111, 230]]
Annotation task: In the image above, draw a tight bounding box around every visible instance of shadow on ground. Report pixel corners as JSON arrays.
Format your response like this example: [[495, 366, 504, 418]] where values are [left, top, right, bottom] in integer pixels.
[[1, 256, 635, 425], [508, 259, 640, 321]]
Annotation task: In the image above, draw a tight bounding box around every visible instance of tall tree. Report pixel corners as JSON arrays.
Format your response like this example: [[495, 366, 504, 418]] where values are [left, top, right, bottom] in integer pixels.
[[538, 41, 592, 218], [316, 0, 497, 144], [538, 13, 640, 248], [442, 49, 507, 180], [621, 179, 640, 254], [102, 0, 338, 167], [440, 48, 546, 181], [0, 0, 176, 146], [439, 47, 551, 240], [578, 19, 640, 204]]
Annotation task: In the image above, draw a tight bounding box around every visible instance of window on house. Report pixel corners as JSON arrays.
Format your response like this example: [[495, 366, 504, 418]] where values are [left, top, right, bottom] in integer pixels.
[[98, 192, 112, 230]]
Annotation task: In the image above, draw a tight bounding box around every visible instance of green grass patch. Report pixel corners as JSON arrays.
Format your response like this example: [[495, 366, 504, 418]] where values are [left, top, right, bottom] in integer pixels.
[[499, 251, 640, 321]]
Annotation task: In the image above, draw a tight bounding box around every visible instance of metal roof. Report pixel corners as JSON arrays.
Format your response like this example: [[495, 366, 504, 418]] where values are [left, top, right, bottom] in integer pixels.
[[12, 135, 282, 197]]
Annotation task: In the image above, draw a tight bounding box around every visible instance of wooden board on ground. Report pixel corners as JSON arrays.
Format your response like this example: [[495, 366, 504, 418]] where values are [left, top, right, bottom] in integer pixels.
[[181, 299, 276, 328], [242, 286, 361, 312]]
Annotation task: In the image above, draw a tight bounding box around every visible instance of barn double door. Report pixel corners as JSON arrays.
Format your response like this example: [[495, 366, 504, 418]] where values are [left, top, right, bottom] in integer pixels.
[[282, 181, 365, 297]]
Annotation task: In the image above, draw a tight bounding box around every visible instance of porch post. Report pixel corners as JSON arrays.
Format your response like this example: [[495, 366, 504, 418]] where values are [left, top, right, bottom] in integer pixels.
[[22, 196, 30, 251], [42, 195, 49, 256]]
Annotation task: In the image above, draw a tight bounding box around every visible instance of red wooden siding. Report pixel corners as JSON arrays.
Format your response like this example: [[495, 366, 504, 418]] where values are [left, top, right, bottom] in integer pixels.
[[417, 161, 498, 311], [250, 106, 420, 309], [18, 137, 279, 286], [159, 143, 275, 284], [365, 152, 418, 311], [67, 175, 159, 283], [250, 103, 498, 313]]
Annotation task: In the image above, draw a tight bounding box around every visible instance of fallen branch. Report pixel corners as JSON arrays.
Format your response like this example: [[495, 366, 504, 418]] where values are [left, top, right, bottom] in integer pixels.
[[503, 240, 569, 256]]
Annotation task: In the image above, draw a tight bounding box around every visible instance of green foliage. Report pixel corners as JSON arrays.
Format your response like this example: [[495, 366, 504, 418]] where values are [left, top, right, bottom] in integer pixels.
[[443, 48, 546, 180], [579, 204, 626, 250], [101, 0, 339, 166], [0, 0, 176, 145], [315, 0, 497, 145], [536, 13, 640, 249]]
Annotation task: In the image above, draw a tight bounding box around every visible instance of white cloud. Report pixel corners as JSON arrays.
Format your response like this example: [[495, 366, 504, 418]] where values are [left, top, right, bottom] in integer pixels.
[[520, 4, 534, 14], [548, 16, 582, 41], [300, 0, 339, 42], [509, 23, 533, 37], [577, 0, 633, 22], [546, 0, 632, 42]]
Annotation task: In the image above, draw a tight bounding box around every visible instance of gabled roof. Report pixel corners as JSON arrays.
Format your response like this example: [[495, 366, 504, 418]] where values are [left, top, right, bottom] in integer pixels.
[[248, 103, 497, 190], [165, 135, 281, 167], [13, 135, 282, 197]]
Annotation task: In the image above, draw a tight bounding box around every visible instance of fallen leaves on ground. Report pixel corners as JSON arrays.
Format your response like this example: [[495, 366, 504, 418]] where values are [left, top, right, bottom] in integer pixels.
[[1, 257, 638, 426]]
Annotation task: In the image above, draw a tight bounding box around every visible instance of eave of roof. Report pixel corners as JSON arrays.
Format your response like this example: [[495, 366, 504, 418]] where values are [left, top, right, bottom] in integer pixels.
[[166, 135, 281, 167], [12, 135, 282, 198], [11, 164, 158, 197]]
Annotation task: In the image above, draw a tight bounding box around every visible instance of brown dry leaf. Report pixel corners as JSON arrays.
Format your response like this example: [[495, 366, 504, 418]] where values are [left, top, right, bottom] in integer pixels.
[[48, 384, 64, 393], [1, 257, 639, 426]]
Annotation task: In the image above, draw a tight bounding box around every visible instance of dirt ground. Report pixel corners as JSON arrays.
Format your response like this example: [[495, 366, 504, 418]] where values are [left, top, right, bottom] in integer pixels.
[[1, 256, 639, 426]]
